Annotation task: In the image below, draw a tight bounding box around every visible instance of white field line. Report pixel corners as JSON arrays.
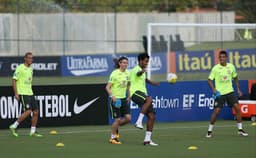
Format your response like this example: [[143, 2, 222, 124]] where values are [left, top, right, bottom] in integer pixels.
[[50, 124, 238, 135]]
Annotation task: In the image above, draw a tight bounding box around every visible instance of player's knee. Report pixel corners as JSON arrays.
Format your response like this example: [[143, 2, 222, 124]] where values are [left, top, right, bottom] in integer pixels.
[[144, 98, 153, 107], [32, 110, 39, 116], [213, 108, 221, 115], [148, 112, 155, 121], [115, 118, 121, 123], [126, 118, 131, 123], [233, 104, 240, 111]]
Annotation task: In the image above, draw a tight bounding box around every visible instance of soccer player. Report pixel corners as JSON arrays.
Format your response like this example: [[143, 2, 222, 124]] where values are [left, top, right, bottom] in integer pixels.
[[106, 56, 131, 144], [130, 53, 160, 146], [9, 52, 42, 137], [206, 50, 248, 138]]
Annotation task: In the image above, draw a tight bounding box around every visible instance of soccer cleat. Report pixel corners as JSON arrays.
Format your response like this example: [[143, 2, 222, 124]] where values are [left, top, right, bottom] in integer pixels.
[[238, 129, 248, 137], [115, 134, 120, 139], [206, 131, 212, 138], [144, 140, 159, 146], [109, 138, 122, 144], [9, 125, 18, 137], [30, 131, 43, 137], [134, 123, 143, 130], [115, 129, 120, 138]]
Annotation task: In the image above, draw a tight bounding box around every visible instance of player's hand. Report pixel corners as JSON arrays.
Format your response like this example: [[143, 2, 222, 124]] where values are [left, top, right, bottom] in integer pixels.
[[126, 96, 131, 103], [15, 94, 20, 101], [152, 81, 160, 86], [237, 89, 242, 97], [111, 96, 117, 102], [212, 91, 221, 99]]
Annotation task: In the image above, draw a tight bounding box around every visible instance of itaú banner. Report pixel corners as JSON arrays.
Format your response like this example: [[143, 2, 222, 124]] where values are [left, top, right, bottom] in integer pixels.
[[108, 80, 249, 124], [0, 84, 108, 129]]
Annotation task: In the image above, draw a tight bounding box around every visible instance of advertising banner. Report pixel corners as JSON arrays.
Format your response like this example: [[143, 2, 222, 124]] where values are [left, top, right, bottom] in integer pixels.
[[108, 80, 249, 124], [61, 55, 114, 76], [0, 84, 108, 129], [175, 50, 214, 72], [0, 56, 61, 76], [61, 53, 167, 76], [225, 48, 256, 70]]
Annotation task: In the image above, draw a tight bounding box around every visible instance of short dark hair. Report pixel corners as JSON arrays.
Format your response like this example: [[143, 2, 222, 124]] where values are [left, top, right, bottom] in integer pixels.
[[24, 52, 32, 58], [137, 53, 149, 62], [113, 56, 128, 68], [219, 50, 227, 57], [118, 56, 128, 63]]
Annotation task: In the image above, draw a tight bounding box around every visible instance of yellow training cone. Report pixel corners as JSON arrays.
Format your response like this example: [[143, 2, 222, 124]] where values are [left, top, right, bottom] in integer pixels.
[[56, 142, 65, 147], [50, 130, 58, 135], [251, 122, 256, 126], [188, 146, 198, 150]]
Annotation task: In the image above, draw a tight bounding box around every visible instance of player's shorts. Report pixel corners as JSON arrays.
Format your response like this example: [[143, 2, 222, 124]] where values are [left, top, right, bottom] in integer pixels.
[[19, 95, 39, 111], [214, 92, 238, 108], [110, 98, 130, 119], [131, 90, 155, 114]]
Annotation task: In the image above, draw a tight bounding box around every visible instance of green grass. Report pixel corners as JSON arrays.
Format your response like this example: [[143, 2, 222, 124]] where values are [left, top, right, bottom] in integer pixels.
[[0, 120, 255, 158]]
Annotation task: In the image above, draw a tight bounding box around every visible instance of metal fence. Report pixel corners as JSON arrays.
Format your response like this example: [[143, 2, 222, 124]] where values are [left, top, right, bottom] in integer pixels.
[[0, 0, 255, 56]]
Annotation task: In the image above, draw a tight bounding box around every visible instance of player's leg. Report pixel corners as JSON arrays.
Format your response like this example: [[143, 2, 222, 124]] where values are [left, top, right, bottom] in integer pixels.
[[9, 95, 32, 137], [227, 92, 248, 136], [206, 96, 224, 138], [143, 106, 158, 146], [120, 114, 131, 126], [109, 100, 122, 144], [119, 99, 131, 126], [110, 118, 122, 144], [116, 99, 131, 139], [131, 91, 151, 129], [29, 96, 42, 137]]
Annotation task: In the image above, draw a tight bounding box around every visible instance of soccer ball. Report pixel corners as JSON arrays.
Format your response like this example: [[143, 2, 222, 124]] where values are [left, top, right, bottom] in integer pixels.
[[167, 73, 177, 84]]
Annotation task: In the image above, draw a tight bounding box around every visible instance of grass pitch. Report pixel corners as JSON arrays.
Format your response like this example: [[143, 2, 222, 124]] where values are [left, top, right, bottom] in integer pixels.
[[0, 120, 255, 158]]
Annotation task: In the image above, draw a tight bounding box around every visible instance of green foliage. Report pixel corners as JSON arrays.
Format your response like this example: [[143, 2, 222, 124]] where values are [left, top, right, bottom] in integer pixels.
[[0, 0, 255, 21]]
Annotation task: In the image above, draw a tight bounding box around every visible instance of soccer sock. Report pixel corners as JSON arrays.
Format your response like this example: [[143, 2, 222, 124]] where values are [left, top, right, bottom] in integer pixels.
[[30, 126, 36, 134], [111, 134, 116, 139], [208, 124, 214, 132], [12, 121, 19, 128], [136, 113, 144, 124], [144, 131, 152, 142], [237, 123, 242, 130]]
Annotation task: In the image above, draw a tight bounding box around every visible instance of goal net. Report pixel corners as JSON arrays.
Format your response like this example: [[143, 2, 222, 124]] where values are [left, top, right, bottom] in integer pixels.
[[146, 23, 256, 81]]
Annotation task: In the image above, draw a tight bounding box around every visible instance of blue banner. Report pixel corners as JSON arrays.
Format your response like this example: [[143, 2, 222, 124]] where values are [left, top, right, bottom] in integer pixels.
[[108, 80, 248, 124], [61, 53, 167, 76], [0, 56, 61, 76], [61, 55, 114, 76]]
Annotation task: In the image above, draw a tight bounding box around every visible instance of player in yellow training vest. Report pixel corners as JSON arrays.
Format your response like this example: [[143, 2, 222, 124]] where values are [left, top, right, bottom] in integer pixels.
[[130, 53, 160, 146], [9, 52, 42, 137], [206, 50, 248, 138], [106, 56, 131, 144]]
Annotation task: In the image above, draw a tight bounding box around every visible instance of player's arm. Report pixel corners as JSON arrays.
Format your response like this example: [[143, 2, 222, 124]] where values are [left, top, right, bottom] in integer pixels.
[[232, 64, 242, 97], [208, 79, 217, 94], [136, 68, 146, 76], [233, 76, 242, 97], [126, 81, 131, 102], [146, 78, 160, 86], [106, 82, 116, 102], [12, 79, 19, 100]]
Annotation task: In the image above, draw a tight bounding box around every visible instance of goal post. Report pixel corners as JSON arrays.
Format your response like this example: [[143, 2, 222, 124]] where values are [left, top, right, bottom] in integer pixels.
[[147, 23, 256, 80]]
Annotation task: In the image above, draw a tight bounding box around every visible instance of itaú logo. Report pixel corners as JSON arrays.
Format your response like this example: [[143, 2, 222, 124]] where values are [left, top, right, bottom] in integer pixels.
[[241, 105, 248, 113]]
